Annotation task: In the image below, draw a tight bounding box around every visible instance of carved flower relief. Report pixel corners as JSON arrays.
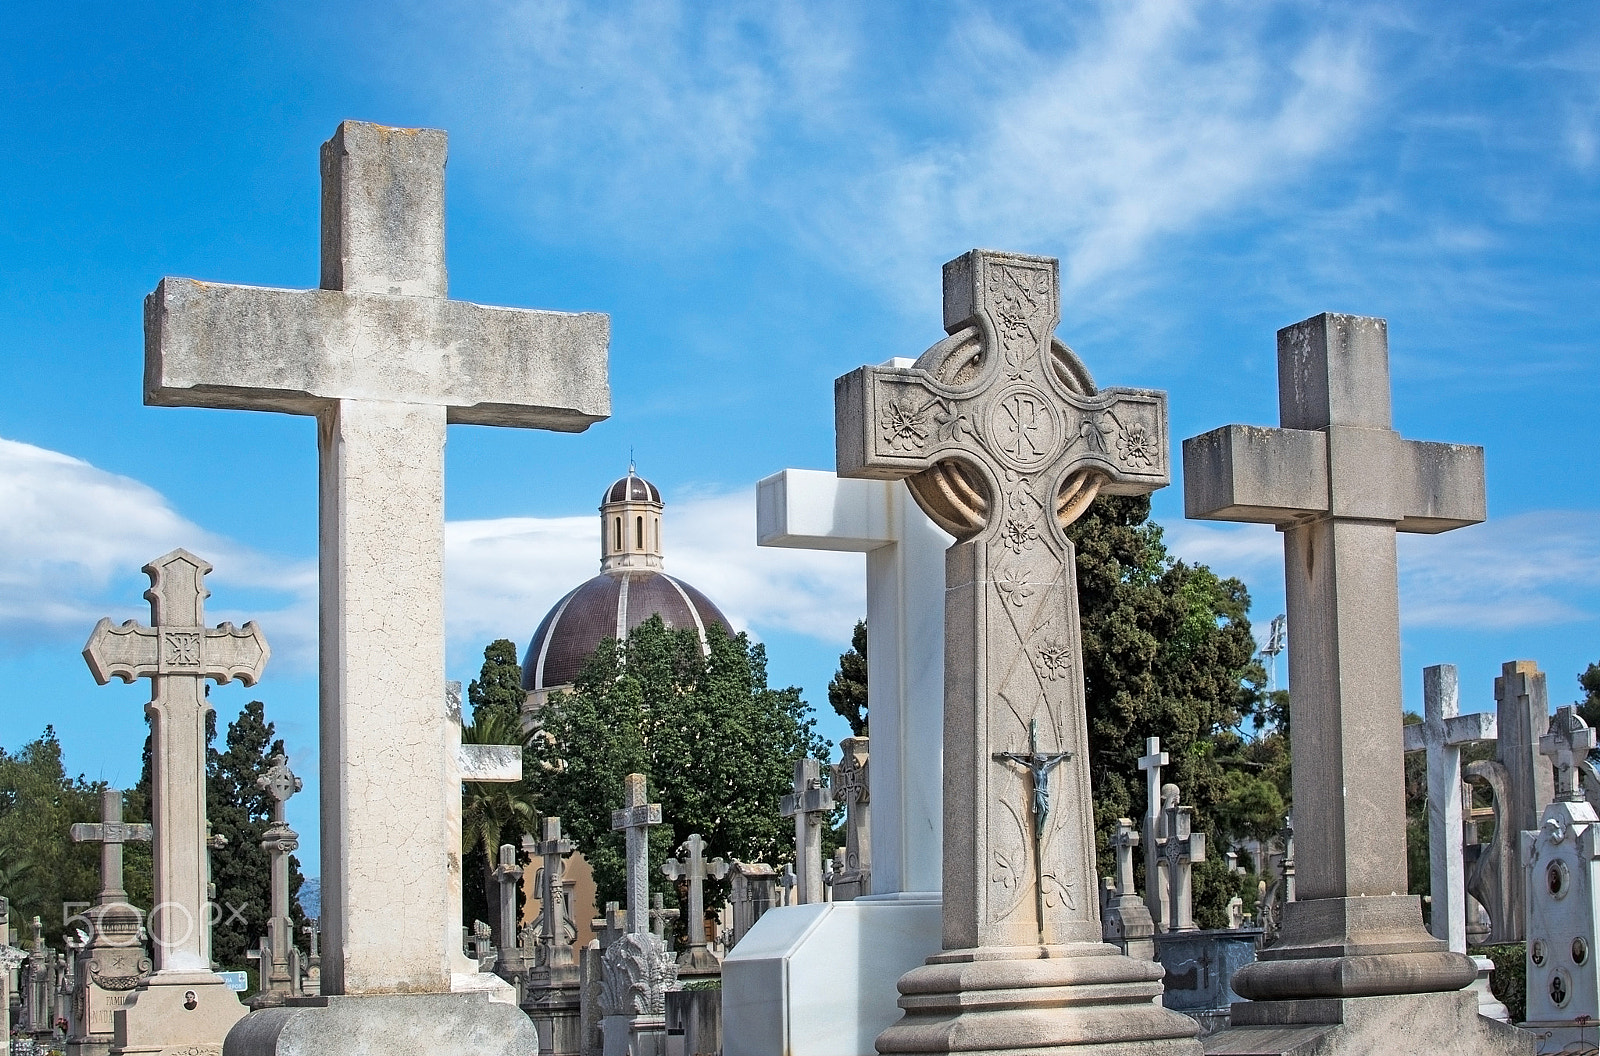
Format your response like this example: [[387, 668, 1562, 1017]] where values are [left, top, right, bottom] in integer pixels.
[[1004, 470, 1042, 516], [1037, 641, 1073, 680], [880, 396, 931, 451], [991, 848, 1021, 892], [1116, 419, 1158, 469], [933, 399, 974, 444], [994, 569, 1034, 608], [1002, 519, 1039, 554], [1041, 871, 1077, 912]]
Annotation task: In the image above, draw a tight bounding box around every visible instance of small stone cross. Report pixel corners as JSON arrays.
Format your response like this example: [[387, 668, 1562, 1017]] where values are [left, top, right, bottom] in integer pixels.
[[1158, 791, 1205, 933], [83, 549, 268, 974], [1401, 664, 1495, 952], [1540, 706, 1597, 803], [529, 816, 577, 967], [1109, 818, 1140, 898], [662, 834, 728, 972], [70, 788, 151, 910], [830, 736, 872, 898], [257, 753, 302, 826], [779, 864, 797, 907], [492, 843, 523, 965], [779, 758, 834, 905], [255, 753, 302, 998], [1137, 737, 1170, 928], [648, 893, 678, 944], [610, 774, 662, 935]]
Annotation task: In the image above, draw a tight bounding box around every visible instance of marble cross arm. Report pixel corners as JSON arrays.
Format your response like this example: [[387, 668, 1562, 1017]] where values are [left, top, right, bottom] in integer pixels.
[[70, 822, 152, 844], [83, 617, 269, 687], [146, 278, 610, 430], [835, 363, 1168, 496], [1183, 424, 1485, 533], [457, 744, 522, 783], [1402, 712, 1497, 753]]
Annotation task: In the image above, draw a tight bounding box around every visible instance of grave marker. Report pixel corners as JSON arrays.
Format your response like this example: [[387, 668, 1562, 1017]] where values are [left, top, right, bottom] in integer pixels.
[[661, 834, 728, 975], [778, 759, 833, 906]]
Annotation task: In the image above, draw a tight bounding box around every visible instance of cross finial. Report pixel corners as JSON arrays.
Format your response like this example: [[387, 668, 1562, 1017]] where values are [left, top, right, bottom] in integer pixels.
[[1540, 705, 1597, 802]]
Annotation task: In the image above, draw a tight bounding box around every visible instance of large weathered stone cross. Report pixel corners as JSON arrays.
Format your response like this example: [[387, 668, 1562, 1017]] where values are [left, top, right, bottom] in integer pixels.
[[1401, 665, 1495, 953], [779, 757, 834, 906], [836, 249, 1168, 949], [528, 817, 576, 969], [662, 834, 728, 972], [70, 788, 152, 911], [143, 121, 608, 995], [610, 774, 662, 936], [83, 549, 268, 974]]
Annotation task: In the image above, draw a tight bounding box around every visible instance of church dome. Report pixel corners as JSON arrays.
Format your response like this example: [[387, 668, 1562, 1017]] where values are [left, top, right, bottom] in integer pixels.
[[521, 469, 731, 708]]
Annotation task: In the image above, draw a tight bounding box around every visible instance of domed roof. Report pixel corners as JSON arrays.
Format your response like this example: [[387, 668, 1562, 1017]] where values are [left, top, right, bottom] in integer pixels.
[[521, 570, 730, 695], [606, 471, 661, 505]]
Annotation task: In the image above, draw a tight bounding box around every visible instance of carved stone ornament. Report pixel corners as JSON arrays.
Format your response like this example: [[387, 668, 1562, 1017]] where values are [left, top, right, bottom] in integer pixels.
[[598, 931, 675, 1017]]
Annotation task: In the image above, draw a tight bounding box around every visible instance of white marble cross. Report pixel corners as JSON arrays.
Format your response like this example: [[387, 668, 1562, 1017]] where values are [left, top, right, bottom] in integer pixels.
[[1401, 664, 1495, 953], [611, 775, 663, 935], [661, 834, 728, 972], [1185, 313, 1485, 1001], [779, 758, 834, 905], [84, 549, 268, 975], [757, 453, 951, 899], [1137, 736, 1169, 929], [143, 120, 608, 997], [1541, 706, 1597, 802]]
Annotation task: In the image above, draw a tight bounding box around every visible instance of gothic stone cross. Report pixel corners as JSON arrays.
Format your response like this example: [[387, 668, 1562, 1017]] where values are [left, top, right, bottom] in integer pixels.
[[779, 758, 834, 905], [1402, 665, 1495, 953], [1138, 737, 1170, 929], [1186, 313, 1483, 999], [1540, 706, 1597, 803], [662, 834, 728, 972], [70, 788, 152, 911], [256, 754, 302, 991], [529, 817, 576, 969], [143, 121, 608, 996], [1158, 797, 1206, 933], [83, 549, 268, 973], [829, 736, 872, 898], [836, 249, 1168, 949], [610, 775, 662, 936]]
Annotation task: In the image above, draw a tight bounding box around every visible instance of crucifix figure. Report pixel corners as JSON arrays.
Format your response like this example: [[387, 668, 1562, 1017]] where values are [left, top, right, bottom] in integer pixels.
[[1137, 736, 1170, 929], [841, 250, 1197, 1051], [144, 120, 607, 1000], [992, 719, 1072, 941], [1401, 665, 1495, 953], [1184, 314, 1514, 1045], [83, 549, 261, 1040], [661, 834, 729, 975], [779, 758, 834, 905]]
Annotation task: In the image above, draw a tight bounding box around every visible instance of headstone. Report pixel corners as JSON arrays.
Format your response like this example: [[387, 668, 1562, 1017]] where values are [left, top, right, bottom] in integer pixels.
[[725, 864, 777, 948], [600, 775, 673, 1056], [1520, 706, 1600, 1049], [1184, 312, 1524, 1052], [829, 737, 872, 903], [1157, 786, 1205, 933], [249, 755, 304, 1009], [82, 549, 260, 1051], [66, 788, 153, 1056], [778, 759, 833, 906], [661, 835, 728, 976], [1465, 660, 1557, 945], [1100, 817, 1156, 961], [143, 120, 600, 1055], [1401, 665, 1508, 1021], [837, 249, 1199, 1052], [1138, 737, 1172, 931]]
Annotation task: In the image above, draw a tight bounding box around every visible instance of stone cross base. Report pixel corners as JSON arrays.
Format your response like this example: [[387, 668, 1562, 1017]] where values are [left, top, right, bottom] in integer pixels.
[[522, 983, 582, 1056], [1204, 991, 1530, 1054], [220, 992, 537, 1055], [113, 972, 245, 1055], [601, 1013, 666, 1056], [1101, 890, 1157, 963], [874, 944, 1201, 1055], [1229, 897, 1474, 1002]]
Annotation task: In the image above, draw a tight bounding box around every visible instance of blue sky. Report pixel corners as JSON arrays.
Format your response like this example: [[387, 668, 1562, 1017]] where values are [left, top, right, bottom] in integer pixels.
[[2, 1, 1597, 870]]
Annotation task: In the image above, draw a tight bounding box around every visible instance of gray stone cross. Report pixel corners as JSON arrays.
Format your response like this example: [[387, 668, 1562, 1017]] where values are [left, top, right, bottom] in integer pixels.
[[661, 834, 728, 974], [1540, 706, 1597, 803], [83, 549, 269, 975], [1185, 313, 1485, 1002], [1402, 665, 1495, 953], [70, 788, 152, 912], [829, 736, 872, 900], [837, 249, 1168, 950], [779, 758, 834, 905], [255, 754, 303, 1002], [648, 893, 678, 944], [1158, 791, 1205, 933], [529, 817, 576, 968], [492, 843, 523, 968], [610, 775, 662, 935], [143, 120, 608, 997], [1138, 736, 1170, 929]]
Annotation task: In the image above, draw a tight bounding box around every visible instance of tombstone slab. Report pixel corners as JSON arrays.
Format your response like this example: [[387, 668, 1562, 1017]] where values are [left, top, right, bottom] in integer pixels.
[[143, 121, 601, 1055], [1184, 313, 1527, 1054]]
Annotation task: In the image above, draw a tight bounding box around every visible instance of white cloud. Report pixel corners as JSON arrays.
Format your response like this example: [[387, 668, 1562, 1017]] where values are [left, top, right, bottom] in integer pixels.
[[0, 437, 317, 669]]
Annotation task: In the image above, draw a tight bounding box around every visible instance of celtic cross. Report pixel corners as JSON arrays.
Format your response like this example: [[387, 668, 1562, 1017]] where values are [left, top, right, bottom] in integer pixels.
[[83, 549, 269, 974], [836, 249, 1168, 949]]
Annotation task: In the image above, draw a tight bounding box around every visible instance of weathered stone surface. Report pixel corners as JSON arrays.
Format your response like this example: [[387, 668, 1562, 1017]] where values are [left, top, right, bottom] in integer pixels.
[[68, 789, 154, 1055], [661, 835, 728, 975], [142, 120, 608, 1001], [1203, 991, 1529, 1055], [222, 991, 538, 1056], [1184, 314, 1483, 1024], [779, 759, 834, 906]]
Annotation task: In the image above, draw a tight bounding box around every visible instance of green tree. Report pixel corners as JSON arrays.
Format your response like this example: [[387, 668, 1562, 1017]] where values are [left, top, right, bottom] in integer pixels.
[[1066, 495, 1270, 928], [528, 617, 829, 918], [0, 727, 103, 946], [469, 639, 527, 729], [1577, 662, 1600, 729], [827, 620, 869, 737]]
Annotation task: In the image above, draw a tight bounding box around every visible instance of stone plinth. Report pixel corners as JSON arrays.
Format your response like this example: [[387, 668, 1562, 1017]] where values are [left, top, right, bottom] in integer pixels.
[[1202, 991, 1529, 1055], [663, 989, 719, 1056], [222, 992, 538, 1056], [1156, 928, 1263, 1037]]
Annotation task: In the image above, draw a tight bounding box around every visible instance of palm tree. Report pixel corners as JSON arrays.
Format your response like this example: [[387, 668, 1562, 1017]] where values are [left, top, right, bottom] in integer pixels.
[[461, 709, 537, 939]]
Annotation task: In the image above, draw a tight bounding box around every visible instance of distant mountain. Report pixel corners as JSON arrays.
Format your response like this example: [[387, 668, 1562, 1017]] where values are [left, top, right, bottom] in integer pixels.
[[298, 876, 321, 921]]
